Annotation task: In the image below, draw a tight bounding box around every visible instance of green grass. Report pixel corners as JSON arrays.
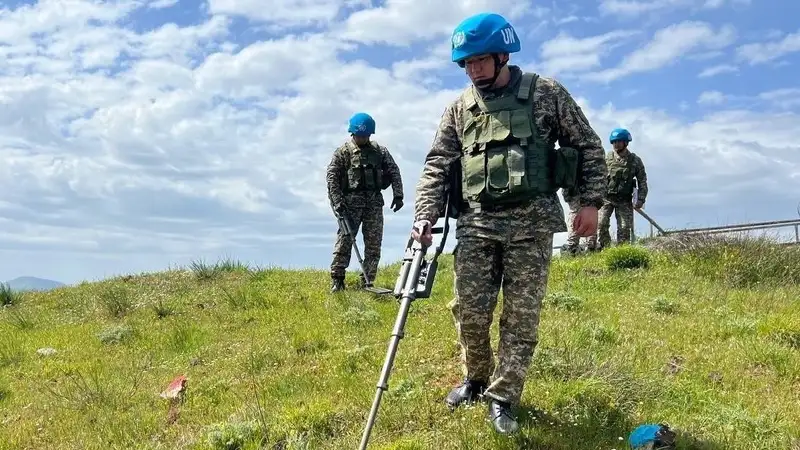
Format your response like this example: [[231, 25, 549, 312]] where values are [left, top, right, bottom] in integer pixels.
[[1, 239, 799, 450]]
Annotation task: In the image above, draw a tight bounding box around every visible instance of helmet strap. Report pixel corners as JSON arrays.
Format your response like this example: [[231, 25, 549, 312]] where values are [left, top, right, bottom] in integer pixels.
[[474, 53, 507, 90]]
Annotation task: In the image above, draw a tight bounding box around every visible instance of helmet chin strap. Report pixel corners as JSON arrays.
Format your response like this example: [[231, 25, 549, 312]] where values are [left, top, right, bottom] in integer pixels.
[[474, 54, 507, 90]]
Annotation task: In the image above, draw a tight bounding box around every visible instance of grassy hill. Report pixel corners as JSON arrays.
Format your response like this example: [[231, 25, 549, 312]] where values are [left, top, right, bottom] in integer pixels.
[[1, 236, 799, 450]]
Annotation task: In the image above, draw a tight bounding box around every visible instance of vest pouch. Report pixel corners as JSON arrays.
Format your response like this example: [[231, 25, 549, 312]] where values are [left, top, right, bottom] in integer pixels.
[[608, 163, 632, 195], [363, 162, 378, 191], [348, 147, 383, 192], [553, 146, 579, 189], [463, 151, 487, 201], [509, 109, 533, 139], [506, 144, 526, 192], [485, 144, 528, 193], [488, 110, 512, 143], [463, 114, 478, 147], [486, 148, 508, 194]]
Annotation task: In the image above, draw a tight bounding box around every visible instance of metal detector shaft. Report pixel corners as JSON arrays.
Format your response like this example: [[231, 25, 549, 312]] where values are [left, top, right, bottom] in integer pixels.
[[358, 244, 427, 450], [338, 215, 366, 266], [634, 208, 666, 235], [358, 216, 451, 449], [339, 216, 367, 265], [357, 158, 457, 449]]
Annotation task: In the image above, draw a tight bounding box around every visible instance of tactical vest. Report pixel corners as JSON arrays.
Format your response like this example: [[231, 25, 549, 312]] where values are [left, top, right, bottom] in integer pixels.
[[606, 151, 635, 196], [343, 140, 387, 193], [458, 72, 579, 211]]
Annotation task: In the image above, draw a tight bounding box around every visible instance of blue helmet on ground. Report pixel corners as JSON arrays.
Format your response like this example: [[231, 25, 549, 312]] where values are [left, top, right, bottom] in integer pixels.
[[451, 13, 521, 67], [609, 127, 632, 143], [348, 112, 375, 136], [629, 424, 677, 449]]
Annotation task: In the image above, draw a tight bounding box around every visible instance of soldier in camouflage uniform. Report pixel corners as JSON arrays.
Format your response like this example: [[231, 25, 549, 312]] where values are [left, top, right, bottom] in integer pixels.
[[326, 112, 404, 292], [410, 13, 607, 434], [593, 128, 648, 249]]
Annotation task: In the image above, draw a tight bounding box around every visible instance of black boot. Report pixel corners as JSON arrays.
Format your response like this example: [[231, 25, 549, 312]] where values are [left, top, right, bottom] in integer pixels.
[[560, 243, 578, 256], [488, 399, 519, 434], [330, 276, 345, 292], [445, 379, 487, 410]]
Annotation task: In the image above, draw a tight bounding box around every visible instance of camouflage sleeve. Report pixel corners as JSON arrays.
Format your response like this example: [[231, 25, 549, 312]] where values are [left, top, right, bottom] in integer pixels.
[[414, 102, 462, 223], [326, 146, 347, 210], [552, 80, 607, 209], [634, 154, 648, 202], [380, 147, 404, 199]]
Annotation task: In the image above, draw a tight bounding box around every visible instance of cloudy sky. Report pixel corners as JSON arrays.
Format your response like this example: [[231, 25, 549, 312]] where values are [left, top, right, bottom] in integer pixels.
[[1, 0, 798, 285]]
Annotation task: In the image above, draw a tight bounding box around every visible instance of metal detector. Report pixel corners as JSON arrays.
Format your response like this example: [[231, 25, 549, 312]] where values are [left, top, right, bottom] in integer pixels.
[[357, 189, 453, 449]]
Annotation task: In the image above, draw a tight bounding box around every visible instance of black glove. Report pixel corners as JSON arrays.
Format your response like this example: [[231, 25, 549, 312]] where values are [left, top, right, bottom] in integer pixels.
[[391, 197, 403, 212], [334, 203, 347, 218]]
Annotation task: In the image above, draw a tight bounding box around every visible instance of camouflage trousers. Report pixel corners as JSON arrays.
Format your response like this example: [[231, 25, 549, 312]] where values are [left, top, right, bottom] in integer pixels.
[[330, 200, 384, 280], [565, 199, 588, 249], [597, 198, 634, 248], [447, 232, 553, 405]]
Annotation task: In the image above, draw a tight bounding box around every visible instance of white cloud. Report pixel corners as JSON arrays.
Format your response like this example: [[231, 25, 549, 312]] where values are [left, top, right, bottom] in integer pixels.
[[757, 88, 800, 110], [698, 63, 739, 77], [537, 30, 638, 75], [148, 0, 179, 9], [206, 0, 349, 28], [599, 0, 751, 16], [736, 29, 800, 65], [698, 90, 726, 104], [331, 0, 529, 46], [585, 21, 737, 82], [578, 100, 799, 211], [0, 0, 797, 284]]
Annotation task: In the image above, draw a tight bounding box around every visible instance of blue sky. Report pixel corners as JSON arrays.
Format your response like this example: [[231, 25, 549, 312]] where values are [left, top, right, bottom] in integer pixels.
[[1, 0, 798, 285]]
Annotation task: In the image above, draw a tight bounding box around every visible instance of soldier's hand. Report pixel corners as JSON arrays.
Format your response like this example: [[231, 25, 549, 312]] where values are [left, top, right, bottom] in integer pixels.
[[573, 206, 598, 237], [411, 220, 432, 246], [634, 200, 644, 210], [391, 197, 404, 212]]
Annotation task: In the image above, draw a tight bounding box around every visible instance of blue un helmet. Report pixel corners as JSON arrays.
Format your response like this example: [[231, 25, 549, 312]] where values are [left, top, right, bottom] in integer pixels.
[[348, 112, 375, 136], [629, 424, 677, 449], [609, 127, 632, 144], [451, 13, 521, 68]]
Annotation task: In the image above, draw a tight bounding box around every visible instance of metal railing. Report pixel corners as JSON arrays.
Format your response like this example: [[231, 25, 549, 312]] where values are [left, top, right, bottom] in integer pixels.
[[634, 209, 800, 246], [556, 207, 800, 250]]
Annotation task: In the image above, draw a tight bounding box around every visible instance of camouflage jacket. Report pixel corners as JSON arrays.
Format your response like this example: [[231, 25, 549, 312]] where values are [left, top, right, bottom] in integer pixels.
[[326, 138, 403, 211], [413, 65, 607, 237], [606, 150, 648, 203]]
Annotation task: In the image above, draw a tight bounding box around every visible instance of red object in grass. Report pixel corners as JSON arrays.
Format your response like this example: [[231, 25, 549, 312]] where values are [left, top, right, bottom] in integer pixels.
[[160, 375, 187, 400]]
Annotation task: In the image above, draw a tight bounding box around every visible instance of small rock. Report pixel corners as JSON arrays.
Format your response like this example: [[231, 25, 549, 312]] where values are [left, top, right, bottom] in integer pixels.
[[665, 355, 684, 375], [36, 348, 57, 356]]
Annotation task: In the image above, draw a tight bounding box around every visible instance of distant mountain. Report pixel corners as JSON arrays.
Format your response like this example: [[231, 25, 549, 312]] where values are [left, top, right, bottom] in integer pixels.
[[4, 276, 66, 291]]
